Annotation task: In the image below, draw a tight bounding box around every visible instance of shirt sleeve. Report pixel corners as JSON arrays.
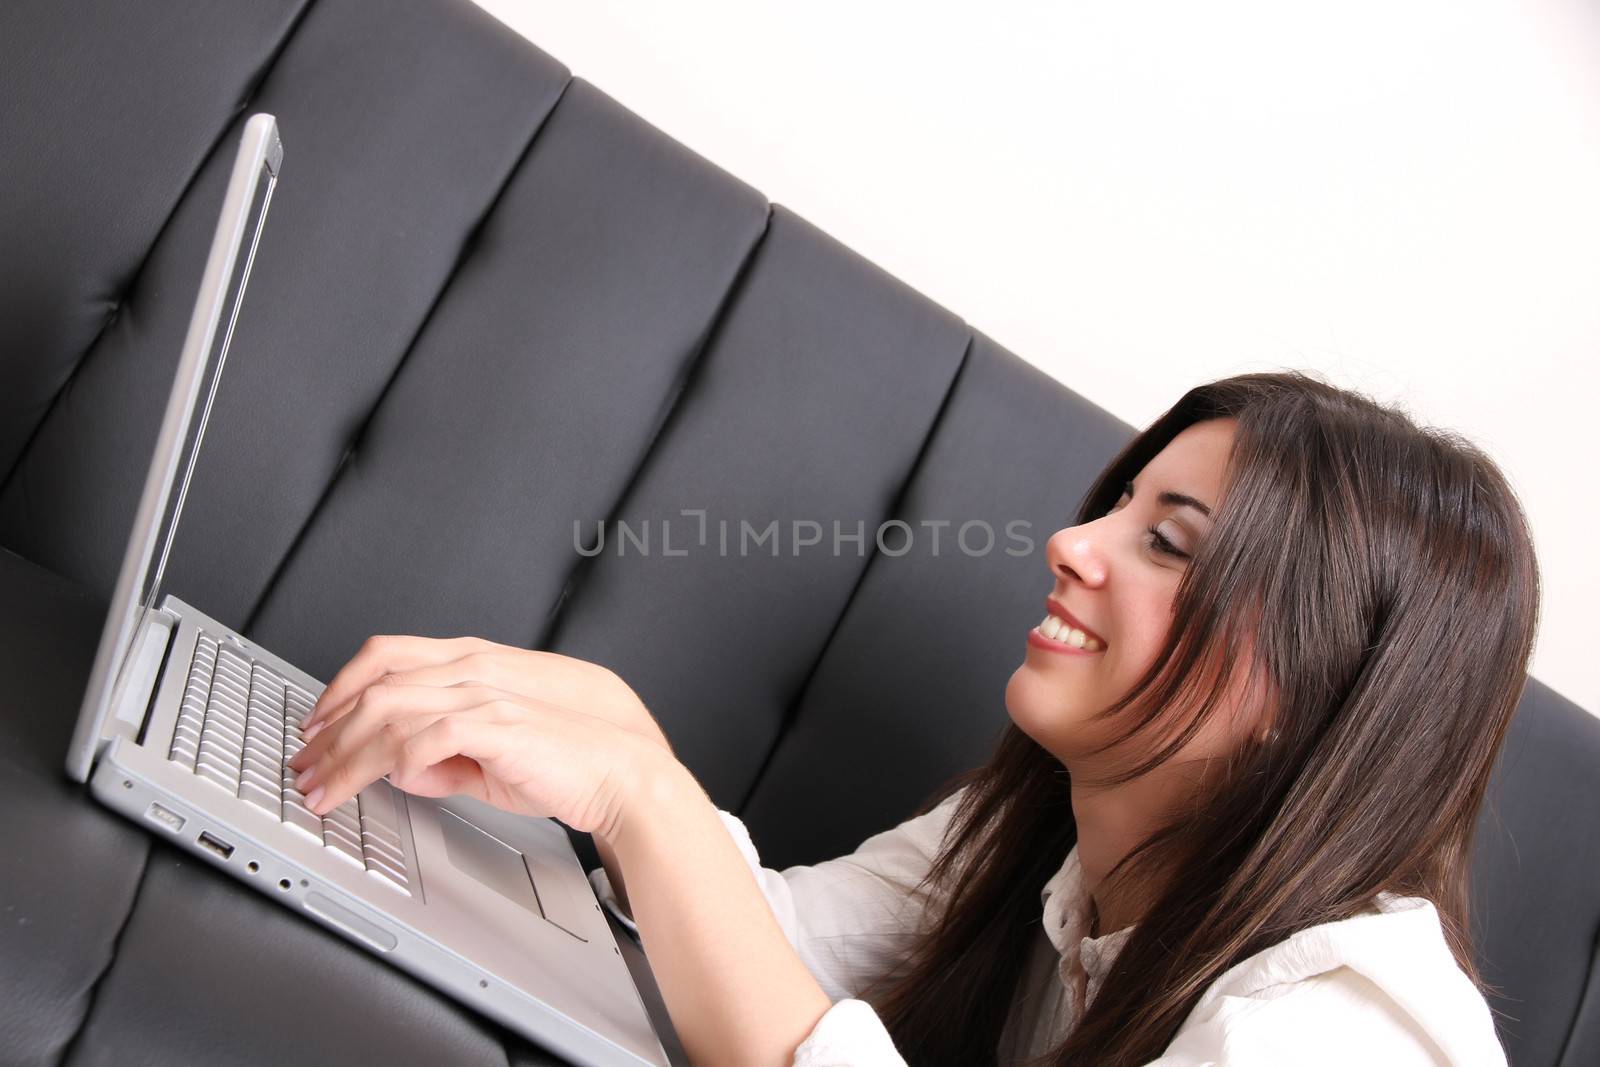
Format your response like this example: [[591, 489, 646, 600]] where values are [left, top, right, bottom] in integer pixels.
[[790, 998, 909, 1067], [590, 787, 965, 1001], [1144, 967, 1494, 1067]]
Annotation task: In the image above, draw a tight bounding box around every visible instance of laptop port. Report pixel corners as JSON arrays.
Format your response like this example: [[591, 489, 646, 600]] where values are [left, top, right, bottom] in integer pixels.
[[197, 831, 234, 860], [144, 802, 186, 833]]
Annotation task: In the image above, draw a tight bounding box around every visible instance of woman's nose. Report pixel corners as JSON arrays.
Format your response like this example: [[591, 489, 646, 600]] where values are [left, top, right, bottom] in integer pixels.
[[1047, 525, 1107, 587]]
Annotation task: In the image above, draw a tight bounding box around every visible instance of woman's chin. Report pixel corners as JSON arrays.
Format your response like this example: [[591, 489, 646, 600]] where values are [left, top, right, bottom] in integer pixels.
[[1005, 667, 1083, 745]]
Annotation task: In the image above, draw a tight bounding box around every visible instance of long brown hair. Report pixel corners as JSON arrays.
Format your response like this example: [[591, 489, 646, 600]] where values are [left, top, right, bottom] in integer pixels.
[[860, 370, 1541, 1065]]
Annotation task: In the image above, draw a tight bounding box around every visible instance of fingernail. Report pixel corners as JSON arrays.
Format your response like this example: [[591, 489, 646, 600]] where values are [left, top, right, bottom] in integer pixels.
[[304, 785, 325, 813], [296, 764, 318, 792], [303, 719, 324, 741]]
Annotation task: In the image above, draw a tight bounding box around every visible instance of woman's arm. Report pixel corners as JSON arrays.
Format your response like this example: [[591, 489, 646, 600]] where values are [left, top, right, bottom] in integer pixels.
[[603, 747, 835, 1067], [594, 782, 965, 1005], [292, 636, 892, 1062]]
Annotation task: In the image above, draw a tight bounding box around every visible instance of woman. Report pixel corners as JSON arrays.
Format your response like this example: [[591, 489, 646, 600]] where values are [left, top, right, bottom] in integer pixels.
[[287, 370, 1537, 1066]]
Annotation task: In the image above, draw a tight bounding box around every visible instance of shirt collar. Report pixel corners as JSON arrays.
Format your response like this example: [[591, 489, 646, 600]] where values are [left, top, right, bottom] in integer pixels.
[[1040, 843, 1137, 994]]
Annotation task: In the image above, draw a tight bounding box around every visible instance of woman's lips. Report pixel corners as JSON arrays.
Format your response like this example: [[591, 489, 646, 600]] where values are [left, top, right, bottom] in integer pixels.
[[1027, 624, 1105, 657], [1044, 598, 1107, 647]]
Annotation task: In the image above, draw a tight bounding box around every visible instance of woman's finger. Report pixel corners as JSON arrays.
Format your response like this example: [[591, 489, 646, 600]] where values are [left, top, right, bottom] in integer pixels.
[[292, 679, 431, 774], [387, 715, 507, 806], [306, 644, 618, 743], [306, 634, 476, 726], [307, 634, 490, 729], [395, 753, 486, 800], [294, 682, 492, 804], [310, 700, 505, 816], [302, 652, 504, 741]]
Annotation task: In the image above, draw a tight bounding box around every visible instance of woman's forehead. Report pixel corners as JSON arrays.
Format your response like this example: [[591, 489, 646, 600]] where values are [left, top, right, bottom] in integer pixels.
[[1141, 419, 1236, 504]]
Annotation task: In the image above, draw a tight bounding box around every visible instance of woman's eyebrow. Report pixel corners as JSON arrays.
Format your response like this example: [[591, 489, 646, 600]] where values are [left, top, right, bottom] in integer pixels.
[[1127, 478, 1213, 520], [1160, 490, 1212, 520]]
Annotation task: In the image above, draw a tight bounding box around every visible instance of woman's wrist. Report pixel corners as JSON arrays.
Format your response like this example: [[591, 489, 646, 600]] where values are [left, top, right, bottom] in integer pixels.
[[600, 736, 697, 847]]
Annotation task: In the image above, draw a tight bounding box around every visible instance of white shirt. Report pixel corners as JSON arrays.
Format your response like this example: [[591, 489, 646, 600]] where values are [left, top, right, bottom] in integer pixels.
[[589, 787, 1507, 1065]]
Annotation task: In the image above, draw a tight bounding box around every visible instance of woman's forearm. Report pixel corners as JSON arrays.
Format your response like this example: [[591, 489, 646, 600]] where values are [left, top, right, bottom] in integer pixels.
[[601, 749, 833, 1067], [595, 725, 677, 922]]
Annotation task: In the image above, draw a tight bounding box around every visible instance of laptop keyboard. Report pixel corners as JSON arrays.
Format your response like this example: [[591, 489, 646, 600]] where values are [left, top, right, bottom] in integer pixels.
[[167, 632, 412, 895]]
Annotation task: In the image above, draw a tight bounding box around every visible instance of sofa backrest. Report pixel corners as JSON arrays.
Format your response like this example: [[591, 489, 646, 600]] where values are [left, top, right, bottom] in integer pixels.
[[2, 2, 1594, 1063]]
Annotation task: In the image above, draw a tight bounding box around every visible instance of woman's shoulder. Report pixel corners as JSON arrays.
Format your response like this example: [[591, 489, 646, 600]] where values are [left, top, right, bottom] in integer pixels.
[[1153, 895, 1506, 1067]]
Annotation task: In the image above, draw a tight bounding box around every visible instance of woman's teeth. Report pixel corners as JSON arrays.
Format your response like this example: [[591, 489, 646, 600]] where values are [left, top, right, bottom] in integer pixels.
[[1037, 615, 1103, 651]]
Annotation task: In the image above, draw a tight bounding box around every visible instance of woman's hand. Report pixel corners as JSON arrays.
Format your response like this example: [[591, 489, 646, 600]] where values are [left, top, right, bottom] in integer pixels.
[[285, 679, 663, 839], [295, 634, 674, 757]]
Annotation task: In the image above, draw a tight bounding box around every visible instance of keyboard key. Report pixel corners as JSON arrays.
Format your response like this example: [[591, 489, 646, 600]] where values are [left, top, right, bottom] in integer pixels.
[[283, 804, 323, 841], [325, 804, 360, 836], [196, 763, 237, 793], [363, 846, 406, 879], [240, 763, 278, 795], [246, 707, 283, 748], [323, 818, 361, 852], [199, 757, 241, 786], [242, 743, 279, 774], [212, 663, 243, 694], [176, 703, 206, 733], [361, 833, 405, 868], [199, 715, 244, 747], [360, 816, 403, 852], [285, 688, 316, 725], [195, 747, 237, 775], [364, 855, 411, 893], [366, 872, 410, 895], [170, 631, 415, 892], [203, 733, 243, 759], [239, 780, 280, 814], [210, 668, 249, 703], [323, 827, 365, 867]]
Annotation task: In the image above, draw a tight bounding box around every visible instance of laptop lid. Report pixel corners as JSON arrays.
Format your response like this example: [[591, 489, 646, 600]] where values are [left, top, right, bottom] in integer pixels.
[[66, 113, 283, 783]]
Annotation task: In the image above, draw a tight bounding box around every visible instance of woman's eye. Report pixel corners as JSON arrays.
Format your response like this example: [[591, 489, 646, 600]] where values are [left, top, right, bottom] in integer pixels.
[[1106, 482, 1189, 559], [1146, 525, 1189, 559]]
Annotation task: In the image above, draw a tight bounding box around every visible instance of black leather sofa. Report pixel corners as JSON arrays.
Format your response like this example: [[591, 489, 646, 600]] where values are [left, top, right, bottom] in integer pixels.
[[2, 2, 1596, 1064]]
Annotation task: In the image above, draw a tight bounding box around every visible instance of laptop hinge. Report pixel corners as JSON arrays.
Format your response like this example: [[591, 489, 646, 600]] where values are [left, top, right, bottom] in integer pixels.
[[102, 609, 178, 752]]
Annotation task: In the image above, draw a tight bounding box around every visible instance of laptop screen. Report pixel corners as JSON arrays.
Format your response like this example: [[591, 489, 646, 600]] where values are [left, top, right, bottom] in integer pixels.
[[133, 152, 278, 666], [66, 114, 282, 782]]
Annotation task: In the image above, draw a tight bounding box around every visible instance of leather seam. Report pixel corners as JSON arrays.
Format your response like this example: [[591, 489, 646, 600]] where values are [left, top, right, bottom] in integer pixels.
[[536, 200, 776, 650], [53, 843, 152, 1067], [0, 0, 318, 508], [733, 328, 976, 818], [240, 72, 577, 635], [1555, 919, 1600, 1066]]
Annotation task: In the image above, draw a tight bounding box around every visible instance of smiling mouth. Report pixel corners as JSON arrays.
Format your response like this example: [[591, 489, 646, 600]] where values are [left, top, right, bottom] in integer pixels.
[[1036, 607, 1100, 652], [1030, 615, 1105, 655]]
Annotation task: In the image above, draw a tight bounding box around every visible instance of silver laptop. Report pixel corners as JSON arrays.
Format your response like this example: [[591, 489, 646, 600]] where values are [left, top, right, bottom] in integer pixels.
[[65, 113, 679, 1067]]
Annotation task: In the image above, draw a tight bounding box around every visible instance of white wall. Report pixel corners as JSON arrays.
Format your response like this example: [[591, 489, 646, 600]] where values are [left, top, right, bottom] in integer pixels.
[[474, 0, 1600, 715]]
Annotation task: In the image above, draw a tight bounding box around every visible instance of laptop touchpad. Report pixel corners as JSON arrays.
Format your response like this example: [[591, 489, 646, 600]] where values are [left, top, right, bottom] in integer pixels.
[[436, 807, 585, 941]]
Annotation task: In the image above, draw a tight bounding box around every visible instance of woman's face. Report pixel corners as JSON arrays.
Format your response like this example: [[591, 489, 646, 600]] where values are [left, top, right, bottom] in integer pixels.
[[1006, 417, 1241, 765]]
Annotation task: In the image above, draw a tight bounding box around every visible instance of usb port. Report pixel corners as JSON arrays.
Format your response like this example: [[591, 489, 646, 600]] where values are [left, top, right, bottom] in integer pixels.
[[196, 831, 235, 860], [145, 803, 186, 833]]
